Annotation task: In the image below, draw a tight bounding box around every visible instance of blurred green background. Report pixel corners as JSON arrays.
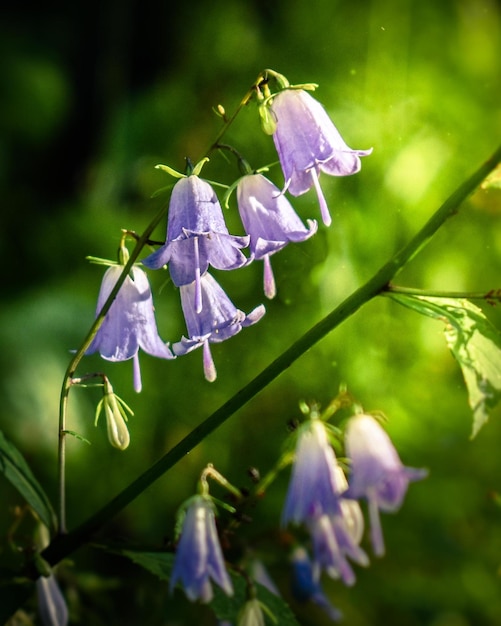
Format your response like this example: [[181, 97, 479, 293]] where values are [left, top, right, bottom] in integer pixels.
[[1, 0, 501, 624]]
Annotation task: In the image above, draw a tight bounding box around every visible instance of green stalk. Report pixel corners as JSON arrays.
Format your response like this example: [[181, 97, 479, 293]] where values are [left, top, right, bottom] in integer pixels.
[[56, 202, 168, 534], [43, 142, 501, 566]]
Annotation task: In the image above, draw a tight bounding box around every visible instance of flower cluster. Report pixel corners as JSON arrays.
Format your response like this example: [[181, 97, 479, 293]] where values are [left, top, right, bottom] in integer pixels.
[[86, 70, 371, 392], [282, 412, 426, 619]]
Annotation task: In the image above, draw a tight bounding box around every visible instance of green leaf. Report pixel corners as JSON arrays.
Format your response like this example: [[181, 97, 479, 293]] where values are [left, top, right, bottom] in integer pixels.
[[0, 429, 57, 531], [391, 295, 501, 437], [121, 550, 300, 625]]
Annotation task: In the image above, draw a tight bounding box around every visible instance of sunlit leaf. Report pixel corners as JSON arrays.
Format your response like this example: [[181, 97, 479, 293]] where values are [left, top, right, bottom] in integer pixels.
[[121, 550, 300, 625], [390, 295, 501, 437], [0, 430, 57, 531]]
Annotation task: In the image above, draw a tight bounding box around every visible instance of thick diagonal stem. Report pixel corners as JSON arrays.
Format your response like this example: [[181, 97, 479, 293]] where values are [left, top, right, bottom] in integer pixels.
[[43, 143, 501, 567]]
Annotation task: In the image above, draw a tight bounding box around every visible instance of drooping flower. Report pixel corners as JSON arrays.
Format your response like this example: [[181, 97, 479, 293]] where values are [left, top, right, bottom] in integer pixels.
[[170, 495, 233, 603], [142, 175, 249, 313], [236, 172, 317, 298], [173, 272, 265, 382], [270, 88, 372, 226], [290, 546, 342, 622], [306, 467, 369, 586], [36, 574, 69, 626], [282, 419, 344, 526], [345, 414, 428, 556], [86, 264, 174, 392]]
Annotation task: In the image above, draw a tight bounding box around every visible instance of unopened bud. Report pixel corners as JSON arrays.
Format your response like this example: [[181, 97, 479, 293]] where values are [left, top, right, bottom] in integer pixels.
[[95, 378, 133, 450]]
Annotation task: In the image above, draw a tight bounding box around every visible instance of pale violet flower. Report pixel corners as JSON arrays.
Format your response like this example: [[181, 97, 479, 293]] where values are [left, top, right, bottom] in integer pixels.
[[173, 272, 265, 382], [170, 495, 233, 603], [142, 175, 249, 313], [86, 265, 174, 392], [306, 468, 368, 586], [282, 419, 344, 526], [270, 89, 372, 226], [290, 546, 342, 622], [36, 574, 68, 626], [345, 414, 427, 556], [236, 173, 317, 298]]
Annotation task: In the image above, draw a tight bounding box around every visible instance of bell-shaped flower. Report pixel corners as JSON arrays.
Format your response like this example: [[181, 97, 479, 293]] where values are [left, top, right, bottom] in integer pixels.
[[345, 414, 427, 556], [36, 574, 69, 626], [270, 88, 372, 226], [142, 175, 249, 313], [282, 419, 344, 526], [236, 173, 317, 298], [170, 495, 233, 603], [290, 546, 342, 622], [306, 467, 369, 586], [86, 265, 174, 392], [173, 272, 265, 382]]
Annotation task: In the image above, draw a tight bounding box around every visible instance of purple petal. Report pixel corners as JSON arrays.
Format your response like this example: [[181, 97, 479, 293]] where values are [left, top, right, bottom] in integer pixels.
[[236, 173, 317, 258]]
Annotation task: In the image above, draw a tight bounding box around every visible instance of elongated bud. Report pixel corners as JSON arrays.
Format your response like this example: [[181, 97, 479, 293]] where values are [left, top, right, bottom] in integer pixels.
[[258, 102, 277, 135], [238, 598, 266, 626], [104, 391, 130, 450], [95, 378, 132, 450]]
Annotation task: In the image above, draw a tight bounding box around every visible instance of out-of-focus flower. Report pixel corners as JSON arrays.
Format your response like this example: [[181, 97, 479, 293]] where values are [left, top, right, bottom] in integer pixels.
[[249, 558, 280, 596], [173, 272, 265, 382], [306, 467, 368, 586], [238, 598, 266, 626], [270, 88, 372, 226], [290, 546, 342, 622], [282, 419, 343, 526], [143, 175, 249, 312], [236, 172, 317, 298], [170, 495, 233, 603], [36, 574, 69, 626], [86, 264, 174, 392], [95, 377, 132, 450], [345, 414, 428, 556]]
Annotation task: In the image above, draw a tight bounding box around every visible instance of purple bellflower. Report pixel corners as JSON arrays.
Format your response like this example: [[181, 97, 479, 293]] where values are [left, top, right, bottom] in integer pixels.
[[36, 574, 69, 626], [282, 419, 344, 526], [306, 468, 369, 586], [270, 88, 372, 226], [345, 414, 428, 556], [142, 175, 249, 313], [86, 265, 174, 393], [170, 495, 233, 603], [236, 172, 317, 298], [290, 546, 342, 623], [173, 272, 265, 382]]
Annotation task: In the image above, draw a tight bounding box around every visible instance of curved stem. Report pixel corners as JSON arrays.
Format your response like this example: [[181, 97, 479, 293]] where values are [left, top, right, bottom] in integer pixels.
[[42, 142, 501, 566], [56, 201, 169, 534]]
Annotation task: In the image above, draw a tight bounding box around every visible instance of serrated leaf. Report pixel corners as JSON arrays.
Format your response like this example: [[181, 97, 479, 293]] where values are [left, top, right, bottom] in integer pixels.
[[121, 550, 300, 625], [391, 295, 501, 437], [0, 429, 57, 531]]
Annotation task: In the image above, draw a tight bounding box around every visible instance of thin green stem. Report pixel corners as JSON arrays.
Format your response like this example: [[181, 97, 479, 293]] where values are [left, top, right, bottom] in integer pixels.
[[41, 142, 501, 567], [56, 201, 169, 535], [203, 71, 268, 158], [386, 284, 501, 301]]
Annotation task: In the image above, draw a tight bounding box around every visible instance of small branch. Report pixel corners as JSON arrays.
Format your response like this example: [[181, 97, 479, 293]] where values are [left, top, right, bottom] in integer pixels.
[[386, 284, 501, 303]]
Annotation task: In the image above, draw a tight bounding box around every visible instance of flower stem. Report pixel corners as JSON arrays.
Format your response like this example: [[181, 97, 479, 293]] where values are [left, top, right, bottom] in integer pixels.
[[56, 200, 169, 535], [42, 142, 501, 564], [385, 284, 501, 302]]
